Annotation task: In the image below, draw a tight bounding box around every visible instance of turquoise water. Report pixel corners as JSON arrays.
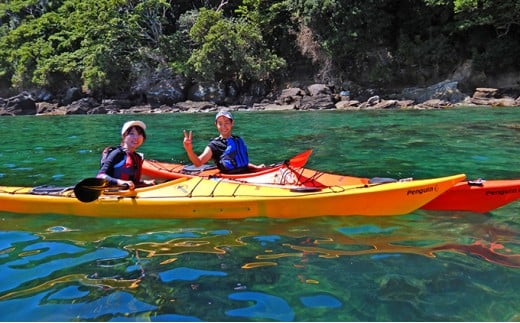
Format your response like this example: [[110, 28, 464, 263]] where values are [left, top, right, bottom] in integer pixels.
[[0, 108, 519, 321]]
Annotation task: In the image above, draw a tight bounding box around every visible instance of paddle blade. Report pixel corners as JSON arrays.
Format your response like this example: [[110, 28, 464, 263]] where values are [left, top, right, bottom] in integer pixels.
[[287, 149, 312, 168], [74, 178, 109, 203]]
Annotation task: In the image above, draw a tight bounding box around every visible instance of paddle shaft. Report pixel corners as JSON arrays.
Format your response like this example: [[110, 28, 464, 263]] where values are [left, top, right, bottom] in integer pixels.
[[74, 178, 129, 203]]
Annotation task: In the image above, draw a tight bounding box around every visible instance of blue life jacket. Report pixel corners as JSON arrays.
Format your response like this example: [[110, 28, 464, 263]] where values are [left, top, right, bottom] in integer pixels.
[[220, 136, 249, 172]]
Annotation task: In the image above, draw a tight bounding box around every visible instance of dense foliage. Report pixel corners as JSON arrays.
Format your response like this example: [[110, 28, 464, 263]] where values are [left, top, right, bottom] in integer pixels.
[[0, 0, 518, 97]]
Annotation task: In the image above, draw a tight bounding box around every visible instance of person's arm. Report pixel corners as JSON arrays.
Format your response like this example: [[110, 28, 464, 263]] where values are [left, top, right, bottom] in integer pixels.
[[97, 151, 136, 189], [188, 146, 213, 167], [97, 173, 135, 190], [97, 166, 134, 189], [183, 130, 213, 166], [247, 162, 267, 171]]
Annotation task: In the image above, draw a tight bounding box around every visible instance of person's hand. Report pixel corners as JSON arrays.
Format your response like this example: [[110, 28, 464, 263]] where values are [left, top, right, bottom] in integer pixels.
[[117, 179, 134, 190], [143, 179, 155, 186], [183, 129, 193, 151]]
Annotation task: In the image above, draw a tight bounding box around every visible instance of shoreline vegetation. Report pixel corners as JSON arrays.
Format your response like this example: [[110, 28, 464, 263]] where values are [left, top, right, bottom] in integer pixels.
[[2, 2, 520, 117], [1, 82, 520, 116]]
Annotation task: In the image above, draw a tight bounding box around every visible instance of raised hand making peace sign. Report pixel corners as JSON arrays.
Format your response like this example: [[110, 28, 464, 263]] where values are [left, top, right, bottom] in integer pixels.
[[183, 129, 193, 151]]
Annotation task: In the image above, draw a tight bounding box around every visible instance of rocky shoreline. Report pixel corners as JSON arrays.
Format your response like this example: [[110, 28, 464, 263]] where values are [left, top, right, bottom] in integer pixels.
[[1, 80, 519, 116]]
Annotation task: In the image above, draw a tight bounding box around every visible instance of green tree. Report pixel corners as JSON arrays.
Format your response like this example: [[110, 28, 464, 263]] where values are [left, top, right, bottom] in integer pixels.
[[424, 0, 520, 73], [0, 0, 178, 95], [439, 0, 520, 37], [0, 0, 134, 93], [1, 0, 519, 99], [284, 0, 410, 84], [186, 5, 286, 83]]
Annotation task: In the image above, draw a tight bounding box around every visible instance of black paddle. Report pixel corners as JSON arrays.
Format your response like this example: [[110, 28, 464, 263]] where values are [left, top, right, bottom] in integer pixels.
[[74, 178, 129, 203], [73, 178, 109, 202]]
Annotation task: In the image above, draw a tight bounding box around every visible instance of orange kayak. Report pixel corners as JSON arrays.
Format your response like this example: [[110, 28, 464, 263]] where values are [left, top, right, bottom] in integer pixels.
[[142, 158, 520, 213], [142, 150, 365, 188]]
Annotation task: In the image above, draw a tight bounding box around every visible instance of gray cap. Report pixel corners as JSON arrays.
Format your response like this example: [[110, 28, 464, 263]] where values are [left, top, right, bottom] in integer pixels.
[[215, 110, 233, 121]]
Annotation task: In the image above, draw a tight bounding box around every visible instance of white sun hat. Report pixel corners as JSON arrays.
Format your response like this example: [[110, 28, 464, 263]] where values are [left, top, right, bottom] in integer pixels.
[[121, 120, 147, 136]]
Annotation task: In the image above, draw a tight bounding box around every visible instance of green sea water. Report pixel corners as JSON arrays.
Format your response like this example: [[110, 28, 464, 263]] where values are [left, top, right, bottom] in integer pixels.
[[0, 107, 519, 321]]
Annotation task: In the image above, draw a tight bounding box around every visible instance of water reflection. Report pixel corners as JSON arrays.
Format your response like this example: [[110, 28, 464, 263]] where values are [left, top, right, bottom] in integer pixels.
[[0, 209, 518, 321]]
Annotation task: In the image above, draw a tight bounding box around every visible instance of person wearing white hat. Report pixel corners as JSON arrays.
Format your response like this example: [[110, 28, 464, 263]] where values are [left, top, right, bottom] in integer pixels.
[[97, 120, 155, 189], [183, 109, 263, 174]]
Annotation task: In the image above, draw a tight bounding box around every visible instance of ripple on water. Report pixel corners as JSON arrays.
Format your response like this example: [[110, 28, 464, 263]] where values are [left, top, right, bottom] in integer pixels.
[[225, 291, 295, 321], [159, 267, 227, 282], [300, 294, 343, 308]]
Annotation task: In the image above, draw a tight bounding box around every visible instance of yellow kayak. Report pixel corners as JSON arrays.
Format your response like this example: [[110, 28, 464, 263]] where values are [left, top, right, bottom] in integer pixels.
[[0, 174, 465, 219]]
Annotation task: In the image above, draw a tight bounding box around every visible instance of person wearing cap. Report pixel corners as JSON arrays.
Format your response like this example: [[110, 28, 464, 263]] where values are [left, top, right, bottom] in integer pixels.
[[183, 110, 263, 174], [97, 120, 155, 189]]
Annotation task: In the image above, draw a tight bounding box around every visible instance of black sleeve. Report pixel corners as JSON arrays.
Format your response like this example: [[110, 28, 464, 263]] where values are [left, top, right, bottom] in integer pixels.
[[208, 137, 226, 166], [97, 149, 124, 185]]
